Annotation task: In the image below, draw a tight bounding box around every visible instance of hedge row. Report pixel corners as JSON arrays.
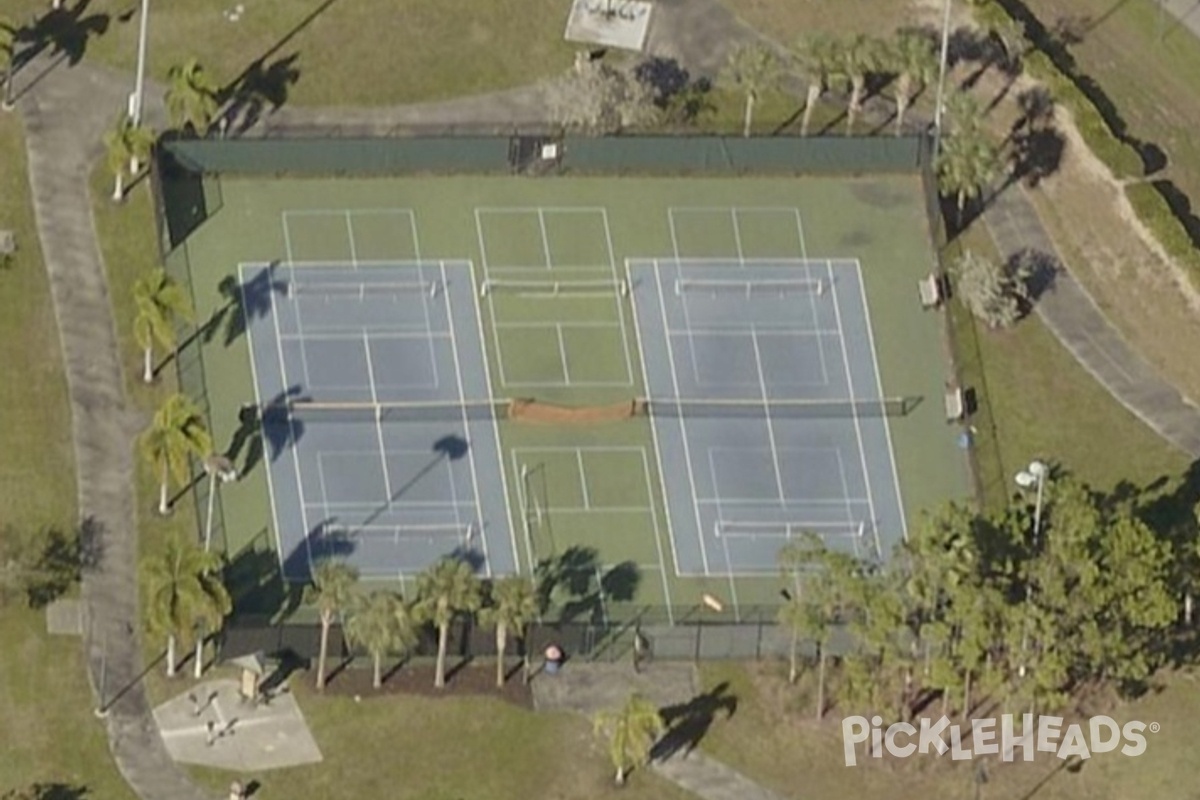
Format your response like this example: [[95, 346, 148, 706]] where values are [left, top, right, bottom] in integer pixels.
[[1124, 183, 1200, 291], [972, 1, 1143, 180]]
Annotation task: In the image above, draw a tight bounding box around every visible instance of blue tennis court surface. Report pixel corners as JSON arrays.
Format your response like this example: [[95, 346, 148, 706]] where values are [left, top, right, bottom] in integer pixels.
[[627, 258, 906, 576], [241, 260, 517, 581]]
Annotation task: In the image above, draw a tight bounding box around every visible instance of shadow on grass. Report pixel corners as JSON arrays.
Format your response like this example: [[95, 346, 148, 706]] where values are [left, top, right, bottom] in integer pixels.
[[651, 681, 738, 760]]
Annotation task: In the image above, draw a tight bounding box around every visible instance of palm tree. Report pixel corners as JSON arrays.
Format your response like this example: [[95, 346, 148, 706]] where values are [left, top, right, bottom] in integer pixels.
[[719, 43, 781, 138], [791, 34, 837, 137], [102, 116, 155, 202], [593, 693, 666, 786], [888, 32, 937, 136], [937, 130, 1002, 226], [345, 591, 418, 689], [165, 58, 220, 135], [833, 34, 884, 134], [479, 577, 537, 688], [139, 394, 211, 516], [1, 16, 16, 111], [142, 535, 230, 678], [415, 559, 482, 689], [303, 560, 359, 690], [133, 268, 194, 384]]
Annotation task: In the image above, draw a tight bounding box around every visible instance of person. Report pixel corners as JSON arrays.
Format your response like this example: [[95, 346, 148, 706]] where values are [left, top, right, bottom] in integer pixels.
[[229, 781, 245, 800]]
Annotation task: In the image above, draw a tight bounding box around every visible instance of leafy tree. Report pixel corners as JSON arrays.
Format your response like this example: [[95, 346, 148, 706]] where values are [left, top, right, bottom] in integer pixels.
[[944, 90, 983, 138], [0, 524, 83, 608], [953, 249, 1031, 329], [415, 558, 482, 688], [139, 394, 211, 516], [303, 561, 359, 690], [142, 535, 229, 678], [345, 590, 417, 689], [165, 58, 219, 135], [887, 31, 936, 135], [791, 34, 837, 136], [133, 268, 194, 383], [830, 34, 884, 134], [546, 59, 658, 135], [0, 15, 15, 110], [479, 576, 537, 688], [719, 42, 782, 138], [936, 129, 1001, 225], [593, 693, 666, 785]]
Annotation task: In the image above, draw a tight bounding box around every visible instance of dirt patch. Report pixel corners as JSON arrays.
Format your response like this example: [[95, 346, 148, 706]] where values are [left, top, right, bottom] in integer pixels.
[[320, 660, 534, 708]]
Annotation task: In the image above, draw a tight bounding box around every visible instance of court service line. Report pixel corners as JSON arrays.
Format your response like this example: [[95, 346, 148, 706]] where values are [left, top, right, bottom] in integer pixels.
[[238, 266, 288, 580], [625, 260, 686, 579], [851, 257, 909, 545], [599, 208, 636, 386], [344, 211, 359, 267], [665, 327, 842, 338], [441, 260, 494, 577], [495, 321, 625, 331], [730, 209, 744, 264], [695, 497, 872, 506], [576, 450, 591, 510], [555, 324, 571, 384], [653, 263, 711, 575], [279, 331, 453, 343], [793, 209, 831, 386], [267, 268, 319, 579], [827, 259, 881, 558], [362, 334, 396, 511], [536, 209, 553, 268], [511, 445, 648, 455], [637, 448, 675, 623]]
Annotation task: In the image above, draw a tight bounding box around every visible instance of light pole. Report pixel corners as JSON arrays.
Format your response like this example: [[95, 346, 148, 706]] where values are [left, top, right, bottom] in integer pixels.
[[129, 0, 151, 125], [931, 0, 953, 167], [1014, 460, 1048, 677]]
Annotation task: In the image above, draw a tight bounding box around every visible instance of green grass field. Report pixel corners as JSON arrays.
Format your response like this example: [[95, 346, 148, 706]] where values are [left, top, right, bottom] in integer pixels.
[[162, 168, 968, 623]]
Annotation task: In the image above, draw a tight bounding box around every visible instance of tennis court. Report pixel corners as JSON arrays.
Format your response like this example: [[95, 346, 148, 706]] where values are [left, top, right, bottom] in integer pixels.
[[627, 257, 906, 583], [240, 259, 517, 582]]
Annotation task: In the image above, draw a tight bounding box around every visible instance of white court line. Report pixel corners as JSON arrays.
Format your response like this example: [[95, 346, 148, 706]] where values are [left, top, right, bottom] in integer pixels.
[[668, 211, 683, 260], [416, 271, 441, 393], [627, 260, 685, 578], [239, 266, 288, 579], [281, 214, 296, 264], [599, 208, 636, 386], [268, 269, 318, 578], [666, 327, 842, 338], [555, 323, 570, 384], [279, 331, 452, 343], [828, 258, 880, 560], [833, 448, 858, 549], [474, 209, 494, 278], [474, 212, 515, 387], [847, 257, 903, 550], [409, 211, 422, 261], [751, 328, 787, 500], [441, 261, 492, 577], [653, 262, 711, 576], [695, 497, 872, 506], [362, 333, 395, 510], [576, 450, 591, 510], [344, 211, 358, 267], [285, 266, 316, 390], [307, 499, 477, 510], [794, 209, 831, 386], [509, 452, 539, 577], [719, 534, 742, 620], [502, 379, 634, 388], [512, 445, 648, 454], [637, 448, 675, 623], [536, 209, 553, 268], [495, 321, 625, 331], [731, 208, 744, 264]]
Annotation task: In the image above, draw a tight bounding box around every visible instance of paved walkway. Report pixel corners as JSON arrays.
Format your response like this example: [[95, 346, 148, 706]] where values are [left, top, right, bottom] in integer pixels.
[[15, 55, 214, 800], [982, 186, 1200, 457]]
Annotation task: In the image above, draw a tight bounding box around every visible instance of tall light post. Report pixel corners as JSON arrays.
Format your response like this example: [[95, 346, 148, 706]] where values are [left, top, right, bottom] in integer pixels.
[[1014, 459, 1049, 678], [129, 0, 151, 125], [931, 0, 953, 167]]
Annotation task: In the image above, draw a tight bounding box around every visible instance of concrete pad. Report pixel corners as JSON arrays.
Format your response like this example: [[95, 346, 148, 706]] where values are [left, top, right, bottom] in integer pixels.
[[565, 0, 653, 52], [531, 661, 698, 714], [45, 598, 82, 635], [153, 679, 322, 772]]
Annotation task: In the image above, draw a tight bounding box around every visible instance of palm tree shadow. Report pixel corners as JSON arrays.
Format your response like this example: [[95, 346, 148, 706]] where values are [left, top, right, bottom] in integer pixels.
[[209, 263, 288, 348], [223, 53, 302, 136], [535, 546, 640, 624], [260, 385, 310, 461], [14, 0, 109, 70], [31, 783, 89, 800], [650, 682, 738, 761], [226, 403, 266, 478]]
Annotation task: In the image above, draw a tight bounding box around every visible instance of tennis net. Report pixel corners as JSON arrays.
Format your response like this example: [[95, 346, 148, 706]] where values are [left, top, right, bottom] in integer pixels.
[[284, 279, 442, 299], [674, 278, 825, 297], [262, 399, 510, 423], [480, 278, 629, 298], [635, 397, 909, 418]]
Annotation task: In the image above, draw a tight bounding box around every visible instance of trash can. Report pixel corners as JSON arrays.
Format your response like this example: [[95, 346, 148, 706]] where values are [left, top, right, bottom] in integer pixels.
[[544, 644, 563, 675]]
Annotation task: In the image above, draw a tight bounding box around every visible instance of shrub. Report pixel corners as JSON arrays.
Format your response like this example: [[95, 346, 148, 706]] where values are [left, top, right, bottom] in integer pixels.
[[1124, 182, 1200, 291], [954, 249, 1032, 329]]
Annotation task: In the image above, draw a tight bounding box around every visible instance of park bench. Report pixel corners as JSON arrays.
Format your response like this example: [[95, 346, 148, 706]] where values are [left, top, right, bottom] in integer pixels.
[[919, 272, 942, 309]]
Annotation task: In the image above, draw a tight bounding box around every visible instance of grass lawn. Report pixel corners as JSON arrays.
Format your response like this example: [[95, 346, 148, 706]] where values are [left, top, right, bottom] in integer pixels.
[[0, 112, 133, 797], [185, 679, 694, 800], [8, 0, 576, 107], [697, 660, 1200, 800]]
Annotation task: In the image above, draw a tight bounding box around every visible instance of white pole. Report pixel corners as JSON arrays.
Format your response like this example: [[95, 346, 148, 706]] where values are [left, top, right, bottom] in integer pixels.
[[204, 471, 216, 552], [131, 0, 151, 125], [931, 0, 953, 166]]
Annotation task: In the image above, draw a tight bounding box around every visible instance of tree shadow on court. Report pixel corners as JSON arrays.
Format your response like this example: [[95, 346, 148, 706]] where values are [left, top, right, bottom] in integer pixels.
[[534, 546, 640, 625], [206, 265, 288, 348], [281, 521, 356, 583], [357, 433, 470, 532], [226, 403, 266, 479], [650, 681, 738, 761], [260, 385, 311, 461]]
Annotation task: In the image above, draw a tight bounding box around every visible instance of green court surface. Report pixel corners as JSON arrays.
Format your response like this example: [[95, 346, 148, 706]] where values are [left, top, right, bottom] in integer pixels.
[[168, 173, 970, 622]]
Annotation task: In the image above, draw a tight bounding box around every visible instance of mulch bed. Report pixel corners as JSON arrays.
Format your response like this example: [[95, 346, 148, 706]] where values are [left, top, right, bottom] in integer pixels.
[[320, 658, 534, 708]]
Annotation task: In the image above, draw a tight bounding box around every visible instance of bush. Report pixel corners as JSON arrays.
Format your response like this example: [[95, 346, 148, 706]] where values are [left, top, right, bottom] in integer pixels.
[[954, 249, 1033, 329], [1020, 51, 1143, 180], [1124, 182, 1200, 291]]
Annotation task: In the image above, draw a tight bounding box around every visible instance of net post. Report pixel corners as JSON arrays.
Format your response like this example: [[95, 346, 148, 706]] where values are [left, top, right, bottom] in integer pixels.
[[480, 280, 490, 298], [429, 281, 439, 298]]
